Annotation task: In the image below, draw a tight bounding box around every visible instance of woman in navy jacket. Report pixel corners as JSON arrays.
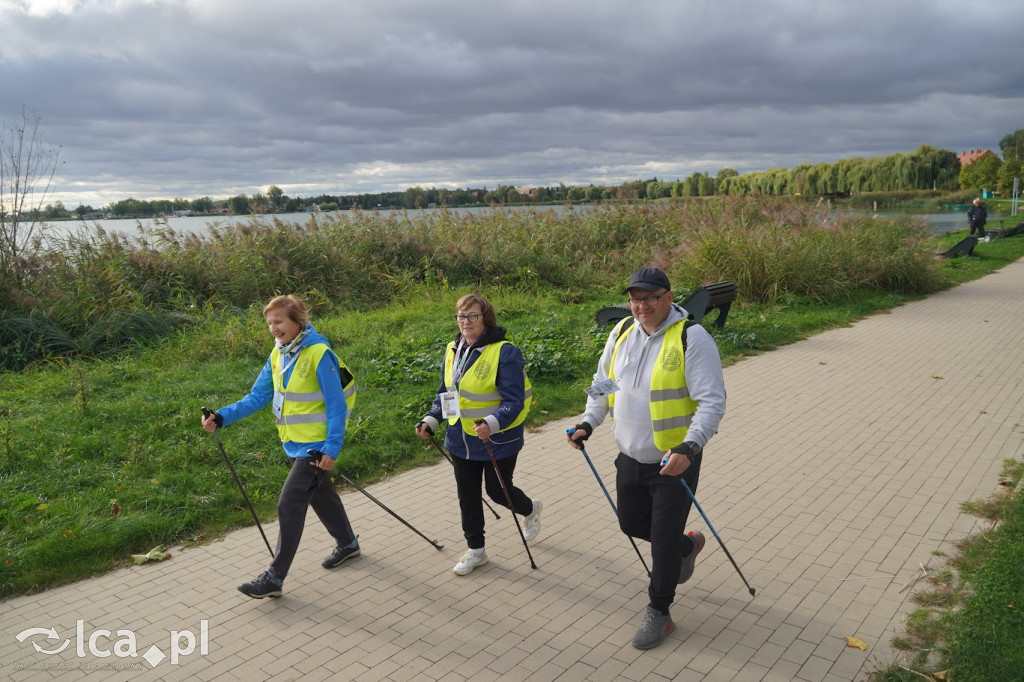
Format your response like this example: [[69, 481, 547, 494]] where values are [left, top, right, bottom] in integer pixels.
[[415, 293, 541, 575]]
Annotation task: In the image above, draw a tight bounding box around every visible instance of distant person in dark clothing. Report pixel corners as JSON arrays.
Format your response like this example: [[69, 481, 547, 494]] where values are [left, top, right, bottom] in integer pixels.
[[968, 198, 987, 238]]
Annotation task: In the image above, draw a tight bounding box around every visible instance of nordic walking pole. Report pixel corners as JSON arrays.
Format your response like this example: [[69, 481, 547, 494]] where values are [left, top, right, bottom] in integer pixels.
[[474, 420, 537, 569], [201, 407, 274, 558], [567, 428, 651, 577], [308, 450, 443, 551], [426, 435, 501, 520], [662, 455, 756, 597]]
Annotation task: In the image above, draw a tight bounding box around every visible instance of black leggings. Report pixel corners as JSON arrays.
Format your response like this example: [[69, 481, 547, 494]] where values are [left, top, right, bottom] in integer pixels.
[[450, 453, 533, 549]]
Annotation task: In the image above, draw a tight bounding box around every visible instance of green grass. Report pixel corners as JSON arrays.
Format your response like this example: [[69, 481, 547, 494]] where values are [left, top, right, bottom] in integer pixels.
[[868, 460, 1024, 682]]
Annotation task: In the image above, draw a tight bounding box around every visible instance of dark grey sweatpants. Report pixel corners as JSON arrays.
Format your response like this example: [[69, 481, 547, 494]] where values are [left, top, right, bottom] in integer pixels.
[[268, 456, 355, 580]]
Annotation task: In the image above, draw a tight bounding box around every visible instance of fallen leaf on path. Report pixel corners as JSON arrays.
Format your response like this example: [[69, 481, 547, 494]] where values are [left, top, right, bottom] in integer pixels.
[[844, 636, 869, 651]]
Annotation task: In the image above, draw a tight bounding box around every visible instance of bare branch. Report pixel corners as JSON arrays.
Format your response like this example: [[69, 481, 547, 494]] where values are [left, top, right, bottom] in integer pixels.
[[0, 105, 63, 291]]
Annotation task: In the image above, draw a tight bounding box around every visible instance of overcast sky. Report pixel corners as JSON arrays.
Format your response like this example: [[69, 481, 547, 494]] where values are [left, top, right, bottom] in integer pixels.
[[1, 0, 1021, 208]]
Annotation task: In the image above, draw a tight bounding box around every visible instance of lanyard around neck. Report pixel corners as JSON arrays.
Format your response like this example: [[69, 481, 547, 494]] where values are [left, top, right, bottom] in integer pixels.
[[451, 339, 476, 387]]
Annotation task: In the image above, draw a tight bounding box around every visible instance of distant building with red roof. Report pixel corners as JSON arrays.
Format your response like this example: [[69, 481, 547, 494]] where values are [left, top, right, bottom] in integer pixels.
[[958, 149, 997, 167]]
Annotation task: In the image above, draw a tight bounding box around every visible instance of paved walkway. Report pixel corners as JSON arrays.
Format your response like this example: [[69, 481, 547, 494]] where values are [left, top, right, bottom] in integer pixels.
[[4, 260, 1024, 681]]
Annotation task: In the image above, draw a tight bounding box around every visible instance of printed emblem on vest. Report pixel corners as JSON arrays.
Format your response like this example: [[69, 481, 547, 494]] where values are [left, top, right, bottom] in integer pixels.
[[661, 347, 682, 373], [473, 359, 493, 381], [296, 355, 314, 379]]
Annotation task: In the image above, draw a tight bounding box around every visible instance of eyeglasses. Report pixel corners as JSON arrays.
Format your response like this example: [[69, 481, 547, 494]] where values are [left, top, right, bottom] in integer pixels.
[[628, 293, 665, 306], [455, 313, 482, 323]]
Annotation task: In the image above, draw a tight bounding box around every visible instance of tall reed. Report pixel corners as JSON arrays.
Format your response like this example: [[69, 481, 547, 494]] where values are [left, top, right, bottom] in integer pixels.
[[1, 199, 943, 370]]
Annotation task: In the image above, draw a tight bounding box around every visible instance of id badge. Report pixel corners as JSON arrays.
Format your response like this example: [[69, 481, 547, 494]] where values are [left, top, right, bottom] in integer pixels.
[[440, 390, 461, 419], [272, 391, 285, 419], [584, 378, 620, 399]]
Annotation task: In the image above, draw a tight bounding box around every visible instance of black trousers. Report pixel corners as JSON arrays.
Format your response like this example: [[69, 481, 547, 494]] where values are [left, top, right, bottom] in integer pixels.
[[615, 453, 701, 614], [450, 453, 533, 549], [269, 457, 355, 580]]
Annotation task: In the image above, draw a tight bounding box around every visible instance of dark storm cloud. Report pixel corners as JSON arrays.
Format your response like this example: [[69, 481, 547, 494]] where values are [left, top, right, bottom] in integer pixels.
[[1, 0, 1021, 206]]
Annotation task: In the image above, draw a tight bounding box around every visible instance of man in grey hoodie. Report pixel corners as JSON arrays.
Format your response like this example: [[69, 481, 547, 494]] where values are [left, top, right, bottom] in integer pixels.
[[567, 267, 726, 649]]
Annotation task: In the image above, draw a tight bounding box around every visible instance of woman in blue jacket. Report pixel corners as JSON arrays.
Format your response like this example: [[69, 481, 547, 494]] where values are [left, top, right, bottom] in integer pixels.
[[415, 293, 541, 575], [202, 295, 359, 598]]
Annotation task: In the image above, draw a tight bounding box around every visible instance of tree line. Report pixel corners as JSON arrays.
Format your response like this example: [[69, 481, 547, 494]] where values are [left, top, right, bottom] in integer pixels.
[[32, 132, 1024, 221]]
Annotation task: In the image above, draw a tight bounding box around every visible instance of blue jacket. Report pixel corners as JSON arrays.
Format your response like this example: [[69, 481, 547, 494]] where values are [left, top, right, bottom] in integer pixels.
[[217, 326, 348, 459], [422, 326, 528, 461]]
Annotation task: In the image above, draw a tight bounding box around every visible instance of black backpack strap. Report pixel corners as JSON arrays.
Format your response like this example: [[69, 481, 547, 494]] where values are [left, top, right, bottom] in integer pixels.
[[682, 319, 696, 353], [615, 317, 636, 342]]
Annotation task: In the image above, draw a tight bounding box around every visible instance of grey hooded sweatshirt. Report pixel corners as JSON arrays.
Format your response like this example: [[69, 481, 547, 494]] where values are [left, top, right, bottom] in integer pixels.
[[580, 303, 726, 464]]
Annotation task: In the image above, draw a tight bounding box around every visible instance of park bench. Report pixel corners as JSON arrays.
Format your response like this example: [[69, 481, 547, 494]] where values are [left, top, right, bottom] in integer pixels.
[[989, 221, 1024, 240], [594, 280, 738, 328]]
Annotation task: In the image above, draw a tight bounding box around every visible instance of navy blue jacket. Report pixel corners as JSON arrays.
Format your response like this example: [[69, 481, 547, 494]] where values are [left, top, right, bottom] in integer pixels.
[[422, 326, 528, 461]]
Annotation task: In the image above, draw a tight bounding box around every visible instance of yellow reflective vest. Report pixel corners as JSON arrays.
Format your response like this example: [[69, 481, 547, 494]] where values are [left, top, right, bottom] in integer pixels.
[[270, 343, 356, 443], [607, 318, 698, 450], [443, 340, 532, 436]]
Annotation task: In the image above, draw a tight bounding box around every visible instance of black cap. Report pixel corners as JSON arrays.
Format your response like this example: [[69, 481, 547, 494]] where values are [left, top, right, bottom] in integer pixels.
[[623, 267, 671, 293]]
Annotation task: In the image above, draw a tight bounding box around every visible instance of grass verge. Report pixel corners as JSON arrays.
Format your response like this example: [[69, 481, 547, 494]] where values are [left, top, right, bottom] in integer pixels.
[[867, 459, 1024, 681]]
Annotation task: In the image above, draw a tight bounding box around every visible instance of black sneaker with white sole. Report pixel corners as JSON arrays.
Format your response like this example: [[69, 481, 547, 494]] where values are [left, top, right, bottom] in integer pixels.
[[322, 540, 361, 569], [238, 571, 283, 599]]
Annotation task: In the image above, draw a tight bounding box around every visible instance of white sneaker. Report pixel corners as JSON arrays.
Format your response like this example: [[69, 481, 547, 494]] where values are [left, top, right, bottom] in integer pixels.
[[453, 549, 488, 575], [522, 500, 542, 541]]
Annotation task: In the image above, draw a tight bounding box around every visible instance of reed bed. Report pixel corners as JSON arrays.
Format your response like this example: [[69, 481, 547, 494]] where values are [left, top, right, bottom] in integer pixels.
[[1, 198, 942, 370]]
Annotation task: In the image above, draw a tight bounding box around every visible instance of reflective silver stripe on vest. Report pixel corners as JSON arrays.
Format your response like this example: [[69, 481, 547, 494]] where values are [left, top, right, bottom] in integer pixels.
[[459, 387, 533, 417], [276, 413, 328, 426], [460, 389, 501, 402], [344, 384, 356, 399], [652, 414, 693, 432], [283, 390, 324, 401], [461, 406, 496, 418], [650, 386, 690, 402]]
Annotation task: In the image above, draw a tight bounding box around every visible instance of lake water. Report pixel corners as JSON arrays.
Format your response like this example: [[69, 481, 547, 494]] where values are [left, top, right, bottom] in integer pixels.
[[42, 204, 1013, 240], [42, 205, 579, 240]]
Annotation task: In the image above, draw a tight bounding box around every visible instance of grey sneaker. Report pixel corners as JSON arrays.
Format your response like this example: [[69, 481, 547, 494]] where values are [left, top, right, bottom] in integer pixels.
[[632, 605, 674, 649], [522, 500, 542, 541], [678, 530, 705, 584], [322, 538, 361, 569], [238, 571, 282, 599]]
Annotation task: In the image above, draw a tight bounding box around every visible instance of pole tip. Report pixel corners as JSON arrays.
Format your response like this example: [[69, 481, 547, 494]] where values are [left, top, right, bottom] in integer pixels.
[[749, 588, 756, 596]]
